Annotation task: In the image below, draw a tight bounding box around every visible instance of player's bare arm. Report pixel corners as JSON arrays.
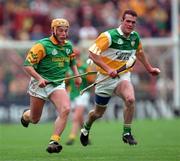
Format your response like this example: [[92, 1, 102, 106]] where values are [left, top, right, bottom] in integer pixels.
[[89, 51, 118, 78], [24, 66, 48, 87], [136, 50, 160, 76], [71, 65, 82, 87]]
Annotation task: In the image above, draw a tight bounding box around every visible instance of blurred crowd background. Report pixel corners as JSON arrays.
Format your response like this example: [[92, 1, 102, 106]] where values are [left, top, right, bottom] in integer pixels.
[[0, 0, 179, 122], [0, 0, 172, 42]]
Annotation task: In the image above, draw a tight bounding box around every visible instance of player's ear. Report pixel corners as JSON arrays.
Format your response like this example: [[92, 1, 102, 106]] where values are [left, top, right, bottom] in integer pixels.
[[121, 17, 124, 22], [120, 18, 123, 25]]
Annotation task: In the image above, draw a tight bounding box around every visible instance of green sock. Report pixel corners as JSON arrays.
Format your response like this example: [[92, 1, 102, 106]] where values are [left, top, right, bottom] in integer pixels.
[[123, 124, 131, 134], [84, 122, 91, 131]]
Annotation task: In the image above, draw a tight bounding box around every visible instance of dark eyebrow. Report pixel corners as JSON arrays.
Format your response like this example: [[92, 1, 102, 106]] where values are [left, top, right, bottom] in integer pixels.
[[126, 20, 136, 24]]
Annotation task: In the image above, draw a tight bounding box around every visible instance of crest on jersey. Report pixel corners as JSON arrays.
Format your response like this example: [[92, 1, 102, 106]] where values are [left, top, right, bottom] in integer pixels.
[[52, 49, 58, 55], [131, 41, 135, 47], [117, 38, 123, 45], [66, 48, 71, 55]]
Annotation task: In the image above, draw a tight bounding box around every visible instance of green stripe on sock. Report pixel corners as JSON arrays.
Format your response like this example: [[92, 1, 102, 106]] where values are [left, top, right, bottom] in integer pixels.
[[84, 123, 91, 131], [123, 126, 131, 134]]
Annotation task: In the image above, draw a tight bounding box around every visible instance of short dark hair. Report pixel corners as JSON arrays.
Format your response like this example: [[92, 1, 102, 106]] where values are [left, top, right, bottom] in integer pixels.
[[122, 9, 138, 20]]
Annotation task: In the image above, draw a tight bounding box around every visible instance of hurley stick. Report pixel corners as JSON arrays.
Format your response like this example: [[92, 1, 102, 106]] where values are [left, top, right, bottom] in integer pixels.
[[46, 71, 97, 84], [80, 55, 136, 95]]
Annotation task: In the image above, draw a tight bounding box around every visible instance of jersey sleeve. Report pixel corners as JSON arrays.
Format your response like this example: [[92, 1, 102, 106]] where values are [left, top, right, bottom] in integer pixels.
[[135, 32, 143, 55], [24, 43, 46, 67], [136, 41, 143, 55], [70, 52, 76, 66], [89, 32, 111, 55], [69, 46, 77, 66]]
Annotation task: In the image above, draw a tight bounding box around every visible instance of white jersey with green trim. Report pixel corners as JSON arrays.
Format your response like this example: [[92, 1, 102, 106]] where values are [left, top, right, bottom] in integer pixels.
[[89, 27, 142, 74]]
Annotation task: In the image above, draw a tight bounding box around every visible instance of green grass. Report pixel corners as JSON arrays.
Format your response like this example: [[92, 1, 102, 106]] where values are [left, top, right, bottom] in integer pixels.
[[0, 118, 180, 161]]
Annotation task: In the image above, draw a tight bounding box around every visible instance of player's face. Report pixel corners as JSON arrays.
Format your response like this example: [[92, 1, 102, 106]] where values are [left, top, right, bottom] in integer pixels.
[[55, 26, 69, 43], [121, 14, 137, 36]]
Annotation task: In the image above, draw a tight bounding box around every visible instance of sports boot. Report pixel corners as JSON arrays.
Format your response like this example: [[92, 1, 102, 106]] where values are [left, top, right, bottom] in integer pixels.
[[20, 109, 30, 128], [46, 141, 62, 153], [80, 128, 89, 146], [122, 132, 137, 145]]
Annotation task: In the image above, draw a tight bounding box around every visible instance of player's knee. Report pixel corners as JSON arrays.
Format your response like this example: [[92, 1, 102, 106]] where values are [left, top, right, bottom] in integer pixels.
[[61, 106, 70, 116], [125, 96, 135, 106]]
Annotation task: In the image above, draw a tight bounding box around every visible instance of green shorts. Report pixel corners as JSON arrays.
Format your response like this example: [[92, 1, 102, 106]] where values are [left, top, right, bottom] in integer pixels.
[[27, 77, 66, 100]]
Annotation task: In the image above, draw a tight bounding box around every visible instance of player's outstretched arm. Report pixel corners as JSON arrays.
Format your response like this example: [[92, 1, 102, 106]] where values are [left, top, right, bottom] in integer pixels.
[[136, 51, 160, 76]]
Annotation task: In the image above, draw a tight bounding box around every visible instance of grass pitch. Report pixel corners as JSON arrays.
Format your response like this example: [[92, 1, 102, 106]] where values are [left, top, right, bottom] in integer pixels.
[[0, 118, 180, 161]]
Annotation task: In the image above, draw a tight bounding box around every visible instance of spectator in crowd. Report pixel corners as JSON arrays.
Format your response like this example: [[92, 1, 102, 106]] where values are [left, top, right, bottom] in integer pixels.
[[30, 24, 45, 40], [0, 1, 171, 41], [78, 19, 98, 60]]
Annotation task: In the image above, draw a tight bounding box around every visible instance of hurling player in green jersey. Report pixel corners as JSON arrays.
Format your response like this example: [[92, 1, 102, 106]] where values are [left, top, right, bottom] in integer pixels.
[[80, 9, 160, 146], [21, 18, 82, 154], [65, 48, 95, 145]]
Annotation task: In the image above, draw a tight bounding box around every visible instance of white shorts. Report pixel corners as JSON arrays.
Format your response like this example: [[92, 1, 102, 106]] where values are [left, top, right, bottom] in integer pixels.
[[71, 92, 90, 109], [28, 77, 66, 100], [95, 72, 131, 97]]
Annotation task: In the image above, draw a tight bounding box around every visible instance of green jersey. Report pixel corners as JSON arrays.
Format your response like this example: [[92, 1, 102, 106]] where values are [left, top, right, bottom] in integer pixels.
[[24, 36, 76, 86], [67, 62, 89, 101]]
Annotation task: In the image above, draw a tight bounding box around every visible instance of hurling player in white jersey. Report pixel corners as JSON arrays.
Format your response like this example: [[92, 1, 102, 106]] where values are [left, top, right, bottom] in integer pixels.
[[80, 9, 160, 146]]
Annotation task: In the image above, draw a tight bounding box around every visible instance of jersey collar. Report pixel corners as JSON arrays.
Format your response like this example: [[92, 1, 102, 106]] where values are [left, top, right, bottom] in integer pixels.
[[117, 26, 134, 39]]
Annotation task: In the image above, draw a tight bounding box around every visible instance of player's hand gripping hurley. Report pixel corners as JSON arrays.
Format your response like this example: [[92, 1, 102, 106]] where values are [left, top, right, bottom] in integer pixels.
[[80, 55, 136, 95]]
